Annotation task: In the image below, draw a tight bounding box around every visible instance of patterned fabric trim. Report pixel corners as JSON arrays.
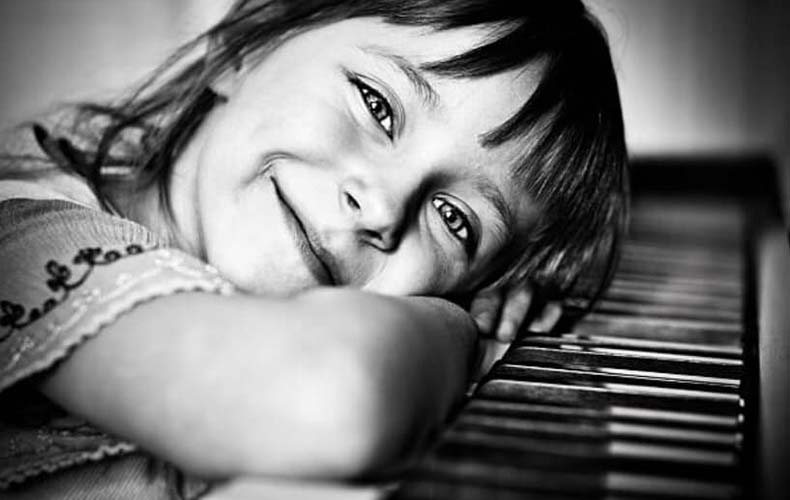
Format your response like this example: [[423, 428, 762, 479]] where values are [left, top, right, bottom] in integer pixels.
[[0, 441, 136, 489], [0, 248, 235, 488], [1, 244, 147, 342], [0, 197, 236, 489], [1, 248, 235, 392]]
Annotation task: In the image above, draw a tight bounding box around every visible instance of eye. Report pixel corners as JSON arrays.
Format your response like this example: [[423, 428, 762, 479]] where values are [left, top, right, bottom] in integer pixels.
[[353, 79, 394, 138], [432, 197, 477, 256]]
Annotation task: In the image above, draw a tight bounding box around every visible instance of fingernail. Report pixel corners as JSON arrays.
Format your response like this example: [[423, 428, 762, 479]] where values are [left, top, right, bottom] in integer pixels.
[[475, 313, 493, 333], [497, 322, 516, 342], [530, 319, 548, 333]]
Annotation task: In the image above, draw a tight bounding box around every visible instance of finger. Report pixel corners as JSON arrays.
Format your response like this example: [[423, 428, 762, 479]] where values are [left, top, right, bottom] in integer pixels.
[[495, 286, 532, 342], [469, 289, 504, 336], [472, 338, 511, 383], [529, 301, 563, 332]]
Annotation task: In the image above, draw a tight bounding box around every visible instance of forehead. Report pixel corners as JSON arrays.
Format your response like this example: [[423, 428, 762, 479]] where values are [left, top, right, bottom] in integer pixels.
[[307, 17, 496, 64], [262, 17, 539, 133], [270, 17, 541, 199]]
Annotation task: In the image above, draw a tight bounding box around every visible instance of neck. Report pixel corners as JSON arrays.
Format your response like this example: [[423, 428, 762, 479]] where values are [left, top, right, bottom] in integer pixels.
[[114, 91, 219, 260], [110, 176, 203, 258]]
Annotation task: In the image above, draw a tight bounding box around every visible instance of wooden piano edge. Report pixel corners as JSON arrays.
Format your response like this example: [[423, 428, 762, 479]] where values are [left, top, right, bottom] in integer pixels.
[[754, 225, 790, 500], [631, 155, 789, 500], [631, 155, 789, 499]]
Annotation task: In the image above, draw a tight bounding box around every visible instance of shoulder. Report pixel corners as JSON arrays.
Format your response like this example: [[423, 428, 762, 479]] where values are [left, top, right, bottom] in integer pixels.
[[0, 197, 160, 252], [0, 196, 234, 393], [1, 114, 102, 209], [0, 174, 101, 209]]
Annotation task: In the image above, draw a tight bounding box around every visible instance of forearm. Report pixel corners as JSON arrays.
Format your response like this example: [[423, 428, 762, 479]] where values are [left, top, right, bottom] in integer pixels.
[[38, 288, 476, 478]]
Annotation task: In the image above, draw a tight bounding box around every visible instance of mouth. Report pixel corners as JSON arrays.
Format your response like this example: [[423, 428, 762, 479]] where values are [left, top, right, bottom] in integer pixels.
[[271, 177, 337, 286]]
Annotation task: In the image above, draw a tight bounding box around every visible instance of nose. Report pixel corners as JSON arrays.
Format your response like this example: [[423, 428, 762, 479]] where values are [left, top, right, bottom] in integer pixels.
[[339, 177, 407, 251]]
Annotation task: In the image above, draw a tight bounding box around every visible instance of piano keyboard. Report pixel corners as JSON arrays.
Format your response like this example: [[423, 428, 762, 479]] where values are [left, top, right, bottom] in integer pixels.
[[390, 197, 754, 500]]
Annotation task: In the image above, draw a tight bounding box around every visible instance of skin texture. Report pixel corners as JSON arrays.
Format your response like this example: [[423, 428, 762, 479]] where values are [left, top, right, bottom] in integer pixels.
[[41, 289, 477, 478], [132, 18, 541, 298], [40, 19, 560, 480]]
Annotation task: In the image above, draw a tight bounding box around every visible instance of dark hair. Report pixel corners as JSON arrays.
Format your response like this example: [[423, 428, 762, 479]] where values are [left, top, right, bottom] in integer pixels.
[[44, 0, 628, 312]]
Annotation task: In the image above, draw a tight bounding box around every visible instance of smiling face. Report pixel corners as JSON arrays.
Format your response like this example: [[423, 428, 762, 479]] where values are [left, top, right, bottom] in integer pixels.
[[166, 18, 542, 297]]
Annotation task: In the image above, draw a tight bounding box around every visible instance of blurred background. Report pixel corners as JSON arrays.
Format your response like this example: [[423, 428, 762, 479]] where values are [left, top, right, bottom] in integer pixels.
[[0, 0, 788, 162], [0, 4, 786, 497]]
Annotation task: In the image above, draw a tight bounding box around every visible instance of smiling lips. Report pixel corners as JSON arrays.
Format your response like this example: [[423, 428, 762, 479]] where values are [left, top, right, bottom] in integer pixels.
[[270, 177, 337, 286]]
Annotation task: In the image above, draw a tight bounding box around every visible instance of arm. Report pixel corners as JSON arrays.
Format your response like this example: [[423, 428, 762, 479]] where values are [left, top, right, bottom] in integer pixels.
[[38, 287, 476, 479]]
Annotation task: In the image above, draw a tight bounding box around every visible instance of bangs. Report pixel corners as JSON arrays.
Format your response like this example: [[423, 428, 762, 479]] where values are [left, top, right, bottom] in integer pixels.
[[52, 0, 627, 312], [404, 6, 628, 309]]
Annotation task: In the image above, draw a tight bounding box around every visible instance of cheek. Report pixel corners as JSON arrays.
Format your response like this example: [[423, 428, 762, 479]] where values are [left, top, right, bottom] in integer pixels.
[[269, 97, 364, 163], [362, 233, 460, 296], [198, 180, 281, 290], [228, 73, 361, 161]]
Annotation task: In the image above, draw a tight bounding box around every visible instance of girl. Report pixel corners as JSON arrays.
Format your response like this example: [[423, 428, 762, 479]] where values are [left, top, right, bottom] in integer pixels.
[[0, 0, 627, 498]]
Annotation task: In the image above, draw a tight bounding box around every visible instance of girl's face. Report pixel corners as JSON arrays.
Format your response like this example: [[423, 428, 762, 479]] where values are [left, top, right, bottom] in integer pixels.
[[168, 18, 540, 296]]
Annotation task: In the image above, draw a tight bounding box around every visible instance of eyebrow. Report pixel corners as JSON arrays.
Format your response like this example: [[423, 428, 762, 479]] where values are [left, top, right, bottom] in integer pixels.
[[357, 46, 515, 241], [359, 45, 440, 108], [473, 175, 515, 237]]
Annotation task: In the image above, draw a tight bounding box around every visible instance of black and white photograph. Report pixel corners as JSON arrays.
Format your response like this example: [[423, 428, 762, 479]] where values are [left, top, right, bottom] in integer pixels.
[[0, 1, 787, 499]]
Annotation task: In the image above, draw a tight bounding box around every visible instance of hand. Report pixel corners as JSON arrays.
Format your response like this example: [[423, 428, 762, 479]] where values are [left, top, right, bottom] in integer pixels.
[[469, 284, 562, 342]]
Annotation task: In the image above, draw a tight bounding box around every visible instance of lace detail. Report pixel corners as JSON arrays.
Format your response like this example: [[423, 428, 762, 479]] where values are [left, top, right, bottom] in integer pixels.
[[1, 439, 136, 488], [0, 166, 236, 491], [1, 248, 234, 389], [1, 244, 144, 341], [1, 248, 235, 488]]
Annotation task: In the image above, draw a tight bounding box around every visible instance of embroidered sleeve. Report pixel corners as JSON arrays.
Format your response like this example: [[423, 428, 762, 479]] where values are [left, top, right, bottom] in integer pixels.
[[0, 198, 236, 393]]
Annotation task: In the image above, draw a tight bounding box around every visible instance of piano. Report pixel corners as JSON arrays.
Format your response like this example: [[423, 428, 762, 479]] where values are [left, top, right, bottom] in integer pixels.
[[388, 157, 790, 500], [206, 157, 788, 500]]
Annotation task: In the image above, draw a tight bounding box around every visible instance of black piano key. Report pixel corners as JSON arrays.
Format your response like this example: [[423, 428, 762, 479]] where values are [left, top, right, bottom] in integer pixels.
[[616, 263, 741, 281], [618, 251, 740, 267], [489, 364, 740, 395], [505, 346, 743, 379], [394, 477, 737, 500], [621, 242, 741, 264], [611, 274, 742, 295], [602, 285, 742, 308], [517, 335, 742, 358], [392, 476, 600, 500], [414, 460, 607, 497], [454, 413, 742, 449], [605, 472, 739, 500], [614, 272, 742, 286], [395, 459, 740, 499], [621, 243, 739, 255], [607, 280, 742, 301], [591, 300, 741, 322], [465, 399, 743, 431], [435, 430, 740, 480], [576, 315, 742, 344], [477, 379, 742, 414]]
